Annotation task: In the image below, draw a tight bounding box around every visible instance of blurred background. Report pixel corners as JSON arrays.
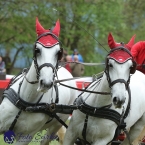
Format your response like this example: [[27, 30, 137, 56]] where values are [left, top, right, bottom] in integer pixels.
[[0, 0, 145, 76]]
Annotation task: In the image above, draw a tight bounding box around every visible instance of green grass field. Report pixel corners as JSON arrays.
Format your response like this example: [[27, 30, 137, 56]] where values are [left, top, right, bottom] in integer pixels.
[[0, 130, 59, 145]]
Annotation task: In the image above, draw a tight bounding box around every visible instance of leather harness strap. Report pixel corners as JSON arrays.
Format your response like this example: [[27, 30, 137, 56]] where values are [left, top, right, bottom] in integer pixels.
[[75, 97, 123, 125], [76, 84, 131, 145], [2, 85, 61, 131], [3, 88, 53, 116], [82, 115, 90, 145]]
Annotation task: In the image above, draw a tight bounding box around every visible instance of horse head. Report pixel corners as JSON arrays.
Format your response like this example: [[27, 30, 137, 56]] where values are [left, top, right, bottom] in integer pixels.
[[106, 33, 136, 108], [34, 17, 63, 92]]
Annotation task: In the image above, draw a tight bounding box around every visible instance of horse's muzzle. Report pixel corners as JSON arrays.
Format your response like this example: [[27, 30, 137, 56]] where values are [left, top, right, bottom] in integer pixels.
[[113, 97, 125, 108], [37, 79, 53, 92]]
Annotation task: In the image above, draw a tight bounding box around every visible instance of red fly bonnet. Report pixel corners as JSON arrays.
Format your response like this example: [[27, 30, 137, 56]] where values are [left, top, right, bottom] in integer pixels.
[[35, 17, 63, 60], [107, 33, 136, 74]]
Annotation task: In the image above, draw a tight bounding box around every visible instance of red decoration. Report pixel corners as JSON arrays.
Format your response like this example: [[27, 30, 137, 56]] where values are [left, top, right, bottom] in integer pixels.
[[108, 33, 135, 50], [35, 17, 60, 47], [107, 33, 135, 63]]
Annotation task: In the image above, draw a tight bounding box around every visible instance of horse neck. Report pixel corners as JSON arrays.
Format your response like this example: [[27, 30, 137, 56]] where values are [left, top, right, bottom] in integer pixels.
[[19, 61, 43, 102], [85, 73, 111, 107]]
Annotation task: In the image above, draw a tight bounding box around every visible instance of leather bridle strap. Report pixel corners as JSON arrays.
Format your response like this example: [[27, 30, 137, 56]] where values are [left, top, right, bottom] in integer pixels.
[[34, 31, 61, 80], [24, 75, 38, 84], [38, 63, 56, 72], [110, 79, 129, 89], [123, 86, 131, 119], [105, 46, 133, 89], [33, 58, 57, 80]]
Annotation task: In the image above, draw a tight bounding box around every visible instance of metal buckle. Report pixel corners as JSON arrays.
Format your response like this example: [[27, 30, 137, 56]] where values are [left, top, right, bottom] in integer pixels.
[[49, 103, 56, 112], [15, 100, 20, 105], [94, 108, 97, 114], [22, 68, 28, 74]]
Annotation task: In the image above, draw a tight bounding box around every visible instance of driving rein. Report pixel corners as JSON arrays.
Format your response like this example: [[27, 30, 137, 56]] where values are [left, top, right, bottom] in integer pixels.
[[2, 44, 135, 145]]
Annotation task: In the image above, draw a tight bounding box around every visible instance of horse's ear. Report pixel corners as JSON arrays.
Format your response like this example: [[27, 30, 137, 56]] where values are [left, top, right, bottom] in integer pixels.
[[108, 33, 117, 49], [126, 35, 136, 50], [36, 17, 45, 36], [52, 19, 60, 37]]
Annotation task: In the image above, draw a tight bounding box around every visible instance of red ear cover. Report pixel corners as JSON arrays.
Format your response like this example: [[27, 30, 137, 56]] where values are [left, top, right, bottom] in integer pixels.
[[52, 19, 60, 37], [126, 35, 136, 51], [35, 18, 61, 47], [36, 17, 47, 36], [108, 33, 135, 50], [108, 33, 117, 49]]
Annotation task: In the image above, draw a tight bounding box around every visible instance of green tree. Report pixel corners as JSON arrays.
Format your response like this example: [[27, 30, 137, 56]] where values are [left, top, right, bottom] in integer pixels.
[[1, 0, 145, 75]]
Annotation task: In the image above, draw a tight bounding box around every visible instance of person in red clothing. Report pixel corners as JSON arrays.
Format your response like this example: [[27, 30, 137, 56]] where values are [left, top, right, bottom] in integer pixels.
[[0, 56, 6, 73], [64, 55, 72, 73], [131, 41, 145, 74]]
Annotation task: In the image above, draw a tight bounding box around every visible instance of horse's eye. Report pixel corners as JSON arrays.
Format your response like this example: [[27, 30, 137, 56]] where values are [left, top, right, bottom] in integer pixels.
[[109, 63, 113, 67], [35, 48, 41, 55]]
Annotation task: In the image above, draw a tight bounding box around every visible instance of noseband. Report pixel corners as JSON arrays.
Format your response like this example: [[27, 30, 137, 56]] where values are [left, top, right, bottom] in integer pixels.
[[105, 46, 136, 89]]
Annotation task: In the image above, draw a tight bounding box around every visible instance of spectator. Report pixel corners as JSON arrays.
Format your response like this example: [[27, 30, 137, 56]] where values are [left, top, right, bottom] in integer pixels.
[[131, 41, 145, 74], [64, 55, 72, 73], [3, 52, 11, 74], [62, 50, 68, 61], [70, 55, 84, 77], [71, 49, 84, 62], [59, 49, 68, 66], [0, 56, 6, 73]]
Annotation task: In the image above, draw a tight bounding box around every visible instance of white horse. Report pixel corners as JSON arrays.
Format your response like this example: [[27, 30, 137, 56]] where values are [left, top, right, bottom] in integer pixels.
[[0, 18, 77, 145], [63, 33, 145, 145]]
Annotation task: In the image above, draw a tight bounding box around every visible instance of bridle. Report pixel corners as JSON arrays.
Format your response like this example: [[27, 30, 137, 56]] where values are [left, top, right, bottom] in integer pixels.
[[105, 46, 137, 89], [26, 31, 63, 84]]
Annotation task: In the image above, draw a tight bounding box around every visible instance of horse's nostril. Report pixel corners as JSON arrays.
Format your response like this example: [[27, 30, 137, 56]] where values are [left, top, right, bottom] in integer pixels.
[[113, 96, 125, 108], [39, 79, 53, 89], [113, 97, 118, 104], [40, 80, 43, 85]]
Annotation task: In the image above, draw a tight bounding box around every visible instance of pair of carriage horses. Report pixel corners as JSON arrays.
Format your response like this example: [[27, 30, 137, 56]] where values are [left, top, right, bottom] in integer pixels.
[[1, 18, 145, 145]]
